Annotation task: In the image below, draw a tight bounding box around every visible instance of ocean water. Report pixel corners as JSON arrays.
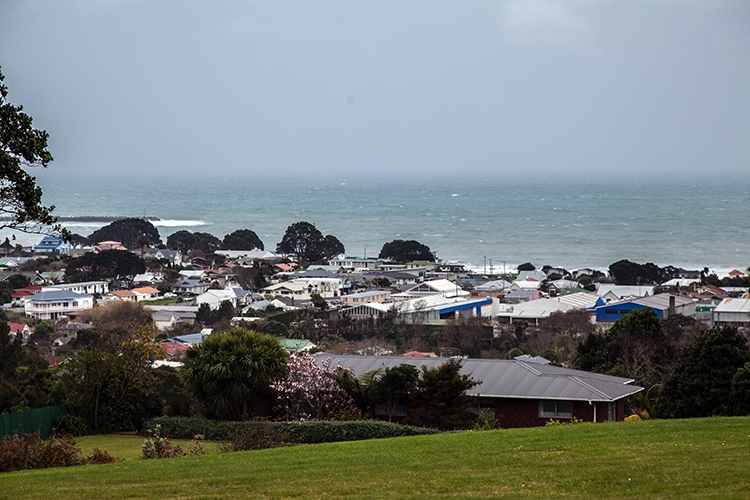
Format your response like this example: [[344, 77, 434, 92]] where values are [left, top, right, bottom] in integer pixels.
[[10, 173, 750, 274]]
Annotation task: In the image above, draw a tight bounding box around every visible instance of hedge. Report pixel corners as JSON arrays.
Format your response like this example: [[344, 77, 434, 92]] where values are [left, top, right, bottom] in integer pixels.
[[142, 416, 440, 444]]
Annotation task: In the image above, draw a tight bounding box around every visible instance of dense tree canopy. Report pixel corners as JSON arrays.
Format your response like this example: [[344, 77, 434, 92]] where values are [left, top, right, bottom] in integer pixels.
[[222, 229, 264, 251], [180, 328, 288, 420], [276, 221, 344, 263], [406, 359, 479, 430], [608, 260, 677, 285], [575, 307, 673, 393], [65, 249, 146, 283], [166, 230, 222, 254], [56, 321, 164, 432], [86, 218, 161, 249], [0, 68, 65, 236], [378, 239, 434, 263], [660, 326, 750, 418], [371, 364, 419, 422]]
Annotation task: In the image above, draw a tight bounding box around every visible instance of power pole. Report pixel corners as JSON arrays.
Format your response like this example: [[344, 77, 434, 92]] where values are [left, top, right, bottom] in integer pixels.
[[483, 256, 487, 275]]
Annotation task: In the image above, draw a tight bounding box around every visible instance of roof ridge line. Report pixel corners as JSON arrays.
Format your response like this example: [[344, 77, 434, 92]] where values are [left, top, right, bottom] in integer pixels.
[[570, 376, 610, 399], [516, 361, 542, 376]]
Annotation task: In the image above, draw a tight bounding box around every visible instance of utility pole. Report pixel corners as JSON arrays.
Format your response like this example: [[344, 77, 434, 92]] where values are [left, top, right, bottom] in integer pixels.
[[489, 259, 493, 276], [483, 256, 487, 275], [364, 247, 367, 259]]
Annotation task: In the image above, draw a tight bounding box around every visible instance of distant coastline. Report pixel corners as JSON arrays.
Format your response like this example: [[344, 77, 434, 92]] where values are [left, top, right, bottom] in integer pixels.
[[0, 216, 160, 223]]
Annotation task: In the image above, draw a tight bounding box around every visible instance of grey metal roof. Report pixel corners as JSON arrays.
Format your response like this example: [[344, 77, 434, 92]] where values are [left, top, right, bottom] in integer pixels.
[[26, 290, 93, 302], [315, 354, 643, 403]]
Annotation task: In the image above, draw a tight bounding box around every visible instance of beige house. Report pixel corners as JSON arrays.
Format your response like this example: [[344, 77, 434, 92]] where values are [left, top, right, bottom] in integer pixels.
[[341, 290, 391, 306]]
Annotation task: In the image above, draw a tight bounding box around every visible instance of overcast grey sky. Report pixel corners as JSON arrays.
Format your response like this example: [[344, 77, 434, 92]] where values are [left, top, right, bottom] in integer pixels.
[[1, 0, 748, 180]]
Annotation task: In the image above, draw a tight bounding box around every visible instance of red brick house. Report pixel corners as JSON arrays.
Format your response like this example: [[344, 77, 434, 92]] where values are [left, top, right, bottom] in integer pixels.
[[316, 355, 643, 428]]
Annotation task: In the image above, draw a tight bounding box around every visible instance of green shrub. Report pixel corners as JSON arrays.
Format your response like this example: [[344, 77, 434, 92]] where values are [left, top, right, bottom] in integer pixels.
[[53, 414, 88, 437], [142, 416, 441, 451], [141, 424, 185, 460], [219, 423, 289, 452]]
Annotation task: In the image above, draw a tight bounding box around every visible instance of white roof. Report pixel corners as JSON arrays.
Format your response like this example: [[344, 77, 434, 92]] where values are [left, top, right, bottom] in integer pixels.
[[713, 297, 750, 313], [595, 284, 654, 299], [512, 279, 542, 290]]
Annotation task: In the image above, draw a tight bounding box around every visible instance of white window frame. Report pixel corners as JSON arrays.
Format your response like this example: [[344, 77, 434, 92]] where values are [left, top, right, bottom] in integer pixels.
[[539, 400, 573, 419]]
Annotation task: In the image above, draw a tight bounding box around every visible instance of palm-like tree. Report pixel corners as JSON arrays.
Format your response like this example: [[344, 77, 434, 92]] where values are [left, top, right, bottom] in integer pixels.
[[181, 328, 289, 420]]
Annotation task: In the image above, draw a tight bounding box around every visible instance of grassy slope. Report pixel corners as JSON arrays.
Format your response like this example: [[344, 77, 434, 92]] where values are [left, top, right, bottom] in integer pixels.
[[3, 417, 750, 499], [76, 434, 222, 461]]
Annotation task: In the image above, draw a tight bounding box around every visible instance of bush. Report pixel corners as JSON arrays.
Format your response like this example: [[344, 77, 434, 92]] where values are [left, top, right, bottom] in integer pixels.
[[219, 423, 289, 452], [141, 424, 185, 460], [0, 433, 84, 472], [142, 416, 441, 451], [53, 414, 88, 437], [87, 448, 118, 464]]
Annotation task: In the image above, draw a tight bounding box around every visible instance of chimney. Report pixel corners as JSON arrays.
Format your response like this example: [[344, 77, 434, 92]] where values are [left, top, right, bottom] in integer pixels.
[[668, 295, 676, 317]]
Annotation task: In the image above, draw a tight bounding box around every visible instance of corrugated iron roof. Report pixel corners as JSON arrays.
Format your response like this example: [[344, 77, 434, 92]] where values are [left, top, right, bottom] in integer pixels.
[[316, 355, 642, 403]]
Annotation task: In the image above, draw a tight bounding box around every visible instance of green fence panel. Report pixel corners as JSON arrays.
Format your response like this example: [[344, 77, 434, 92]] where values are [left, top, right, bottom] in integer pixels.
[[0, 405, 68, 439]]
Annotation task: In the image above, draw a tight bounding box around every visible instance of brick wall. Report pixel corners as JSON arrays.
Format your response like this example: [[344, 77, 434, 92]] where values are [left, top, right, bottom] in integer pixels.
[[494, 398, 624, 428]]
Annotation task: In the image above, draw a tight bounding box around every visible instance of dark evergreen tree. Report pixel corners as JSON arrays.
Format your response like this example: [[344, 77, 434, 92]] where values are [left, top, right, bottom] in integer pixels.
[[166, 230, 195, 254], [222, 229, 264, 251], [406, 358, 479, 430], [87, 218, 161, 249], [660, 326, 750, 418], [371, 364, 419, 422], [378, 239, 434, 263], [180, 329, 289, 420], [276, 221, 344, 263], [0, 68, 65, 236]]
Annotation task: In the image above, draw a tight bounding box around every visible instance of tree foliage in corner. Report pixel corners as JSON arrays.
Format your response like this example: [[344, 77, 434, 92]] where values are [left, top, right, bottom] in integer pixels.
[[378, 239, 434, 263], [0, 68, 65, 236], [575, 307, 673, 393], [276, 221, 344, 263], [659, 326, 750, 418]]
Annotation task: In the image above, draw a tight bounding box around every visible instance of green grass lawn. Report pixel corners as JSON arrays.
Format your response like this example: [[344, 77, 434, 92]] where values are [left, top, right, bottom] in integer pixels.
[[3, 417, 750, 499], [76, 434, 222, 461]]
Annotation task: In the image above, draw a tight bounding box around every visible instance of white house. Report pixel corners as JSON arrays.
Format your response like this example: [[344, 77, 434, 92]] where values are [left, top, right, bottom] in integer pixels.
[[24, 290, 94, 320], [43, 281, 110, 295]]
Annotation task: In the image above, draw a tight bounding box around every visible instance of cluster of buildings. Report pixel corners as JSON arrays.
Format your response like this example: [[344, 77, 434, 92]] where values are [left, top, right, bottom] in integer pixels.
[[3, 237, 749, 428]]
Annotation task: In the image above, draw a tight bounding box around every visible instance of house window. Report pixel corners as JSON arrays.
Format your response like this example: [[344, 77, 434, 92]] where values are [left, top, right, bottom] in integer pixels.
[[375, 404, 408, 416], [539, 400, 573, 419]]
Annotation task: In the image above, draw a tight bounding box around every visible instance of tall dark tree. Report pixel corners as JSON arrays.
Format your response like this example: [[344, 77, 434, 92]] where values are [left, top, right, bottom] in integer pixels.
[[166, 230, 222, 254], [406, 359, 479, 430], [379, 239, 434, 263], [65, 249, 146, 283], [608, 260, 673, 285], [180, 328, 289, 420], [660, 326, 750, 418], [276, 221, 344, 263], [87, 218, 161, 249], [575, 307, 672, 393], [222, 229, 264, 251], [191, 232, 223, 253], [0, 68, 65, 236], [166, 230, 195, 254], [371, 364, 419, 422], [322, 234, 345, 260]]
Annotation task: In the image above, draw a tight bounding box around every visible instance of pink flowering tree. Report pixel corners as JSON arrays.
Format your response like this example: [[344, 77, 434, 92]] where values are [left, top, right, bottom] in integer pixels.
[[271, 353, 354, 421]]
